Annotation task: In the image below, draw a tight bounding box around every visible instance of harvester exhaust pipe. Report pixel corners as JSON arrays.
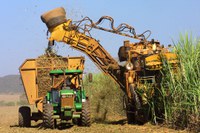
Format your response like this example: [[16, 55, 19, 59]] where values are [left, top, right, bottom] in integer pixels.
[[41, 7, 67, 29]]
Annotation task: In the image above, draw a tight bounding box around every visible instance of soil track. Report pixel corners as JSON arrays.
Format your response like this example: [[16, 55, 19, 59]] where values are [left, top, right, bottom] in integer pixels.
[[0, 106, 187, 133]]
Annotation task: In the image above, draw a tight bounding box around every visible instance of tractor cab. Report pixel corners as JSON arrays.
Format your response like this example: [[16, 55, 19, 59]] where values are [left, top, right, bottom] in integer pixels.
[[49, 69, 83, 90], [47, 69, 85, 106]]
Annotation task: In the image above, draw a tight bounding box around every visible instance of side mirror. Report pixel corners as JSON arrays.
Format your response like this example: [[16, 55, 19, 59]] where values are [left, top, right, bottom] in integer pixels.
[[88, 73, 93, 82]]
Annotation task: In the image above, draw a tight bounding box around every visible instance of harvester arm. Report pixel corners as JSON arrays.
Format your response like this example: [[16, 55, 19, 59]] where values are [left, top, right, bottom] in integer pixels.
[[41, 8, 124, 89]]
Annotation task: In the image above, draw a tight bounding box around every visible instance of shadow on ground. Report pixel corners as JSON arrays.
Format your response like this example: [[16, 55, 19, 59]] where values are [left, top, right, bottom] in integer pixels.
[[10, 122, 74, 130], [93, 118, 127, 125]]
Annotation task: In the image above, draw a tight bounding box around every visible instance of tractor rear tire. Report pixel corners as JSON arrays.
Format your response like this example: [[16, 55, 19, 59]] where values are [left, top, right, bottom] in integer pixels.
[[18, 106, 31, 127], [80, 99, 91, 126], [43, 103, 55, 129]]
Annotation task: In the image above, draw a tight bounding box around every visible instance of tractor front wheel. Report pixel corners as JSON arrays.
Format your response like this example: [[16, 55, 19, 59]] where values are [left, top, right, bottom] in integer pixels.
[[18, 106, 31, 127]]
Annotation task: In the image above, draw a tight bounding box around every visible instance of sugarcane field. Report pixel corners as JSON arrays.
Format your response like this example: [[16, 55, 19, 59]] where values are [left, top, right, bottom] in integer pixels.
[[0, 1, 199, 133]]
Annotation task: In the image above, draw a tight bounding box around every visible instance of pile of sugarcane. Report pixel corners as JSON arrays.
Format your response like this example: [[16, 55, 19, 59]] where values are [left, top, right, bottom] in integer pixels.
[[36, 53, 68, 97]]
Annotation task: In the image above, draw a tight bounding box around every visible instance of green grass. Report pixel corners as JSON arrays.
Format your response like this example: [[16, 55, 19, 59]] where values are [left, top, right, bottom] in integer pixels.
[[160, 33, 200, 132]]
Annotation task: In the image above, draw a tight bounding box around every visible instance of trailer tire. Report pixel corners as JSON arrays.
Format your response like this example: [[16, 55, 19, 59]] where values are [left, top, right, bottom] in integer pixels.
[[80, 99, 91, 126], [18, 106, 31, 127], [43, 103, 55, 129]]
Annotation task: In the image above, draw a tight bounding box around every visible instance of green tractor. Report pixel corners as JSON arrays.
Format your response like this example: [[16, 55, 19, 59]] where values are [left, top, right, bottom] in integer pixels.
[[43, 69, 91, 128]]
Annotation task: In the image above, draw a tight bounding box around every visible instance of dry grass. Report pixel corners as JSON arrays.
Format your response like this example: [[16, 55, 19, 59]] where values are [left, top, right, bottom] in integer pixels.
[[0, 105, 186, 133], [0, 94, 20, 102]]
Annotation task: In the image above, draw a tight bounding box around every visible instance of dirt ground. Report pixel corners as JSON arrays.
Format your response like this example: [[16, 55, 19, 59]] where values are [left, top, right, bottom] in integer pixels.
[[0, 106, 188, 133]]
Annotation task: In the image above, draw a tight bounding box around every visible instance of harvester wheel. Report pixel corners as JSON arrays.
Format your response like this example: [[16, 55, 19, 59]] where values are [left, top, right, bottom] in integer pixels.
[[126, 84, 146, 124], [124, 95, 136, 124], [43, 102, 55, 129], [18, 106, 31, 127], [126, 111, 136, 124], [130, 84, 141, 110], [80, 99, 91, 126], [130, 84, 150, 125]]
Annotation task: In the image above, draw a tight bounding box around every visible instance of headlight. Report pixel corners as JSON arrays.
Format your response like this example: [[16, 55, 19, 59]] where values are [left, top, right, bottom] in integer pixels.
[[126, 62, 133, 70], [153, 43, 157, 51]]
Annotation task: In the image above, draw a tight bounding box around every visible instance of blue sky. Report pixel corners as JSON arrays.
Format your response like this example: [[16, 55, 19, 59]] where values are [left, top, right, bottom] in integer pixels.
[[0, 0, 200, 76]]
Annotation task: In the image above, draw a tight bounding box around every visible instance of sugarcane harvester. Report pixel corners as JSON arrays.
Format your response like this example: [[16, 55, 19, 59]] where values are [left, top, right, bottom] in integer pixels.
[[41, 7, 179, 124]]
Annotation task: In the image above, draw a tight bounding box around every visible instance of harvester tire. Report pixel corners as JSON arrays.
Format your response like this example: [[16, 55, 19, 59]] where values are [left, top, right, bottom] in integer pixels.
[[124, 95, 136, 124], [130, 84, 149, 125], [18, 106, 31, 127], [130, 84, 141, 110], [80, 99, 91, 126], [43, 103, 55, 129], [127, 111, 136, 124]]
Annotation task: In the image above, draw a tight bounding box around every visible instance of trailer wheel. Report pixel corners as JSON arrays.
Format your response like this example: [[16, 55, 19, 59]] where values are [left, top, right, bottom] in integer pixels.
[[80, 99, 91, 126], [18, 106, 31, 127], [43, 102, 55, 129]]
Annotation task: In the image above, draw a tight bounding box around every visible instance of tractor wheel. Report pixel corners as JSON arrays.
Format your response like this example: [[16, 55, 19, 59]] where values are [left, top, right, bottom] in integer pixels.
[[18, 106, 31, 127], [43, 102, 55, 129], [80, 99, 91, 126]]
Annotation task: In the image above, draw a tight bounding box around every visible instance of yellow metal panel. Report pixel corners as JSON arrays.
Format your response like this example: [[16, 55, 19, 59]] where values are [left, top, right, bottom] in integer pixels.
[[67, 57, 85, 70], [20, 59, 36, 70], [163, 53, 179, 64], [20, 59, 37, 105], [36, 100, 43, 112], [145, 54, 162, 66]]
